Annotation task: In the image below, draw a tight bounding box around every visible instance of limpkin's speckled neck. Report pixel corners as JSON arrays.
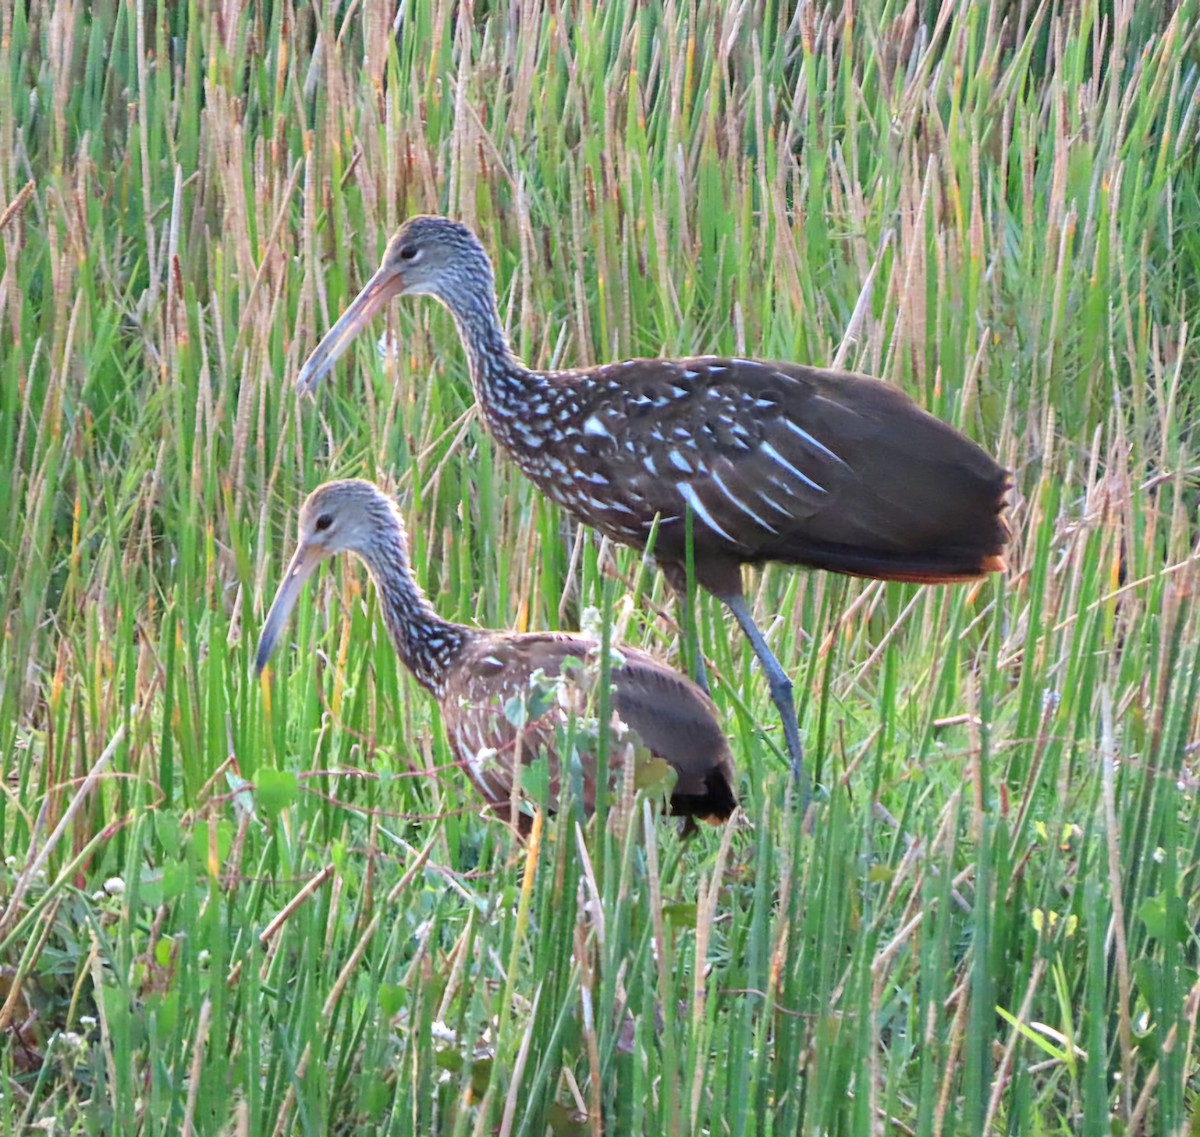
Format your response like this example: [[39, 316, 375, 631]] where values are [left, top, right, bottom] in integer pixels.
[[436, 276, 563, 452], [355, 525, 473, 701]]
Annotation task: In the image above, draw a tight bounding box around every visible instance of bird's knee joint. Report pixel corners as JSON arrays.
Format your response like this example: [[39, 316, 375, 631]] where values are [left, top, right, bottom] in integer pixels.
[[768, 672, 794, 706]]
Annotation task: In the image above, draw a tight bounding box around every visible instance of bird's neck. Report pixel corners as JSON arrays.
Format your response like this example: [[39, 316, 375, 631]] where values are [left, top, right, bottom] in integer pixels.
[[358, 537, 472, 700], [442, 288, 561, 449]]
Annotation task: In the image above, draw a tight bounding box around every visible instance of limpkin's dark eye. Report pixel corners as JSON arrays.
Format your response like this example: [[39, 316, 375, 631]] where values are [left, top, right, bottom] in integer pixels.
[[398, 244, 419, 261], [314, 513, 334, 532]]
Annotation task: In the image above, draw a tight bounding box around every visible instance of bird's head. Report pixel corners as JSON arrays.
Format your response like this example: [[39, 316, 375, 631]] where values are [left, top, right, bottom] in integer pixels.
[[255, 480, 407, 673], [295, 215, 493, 394]]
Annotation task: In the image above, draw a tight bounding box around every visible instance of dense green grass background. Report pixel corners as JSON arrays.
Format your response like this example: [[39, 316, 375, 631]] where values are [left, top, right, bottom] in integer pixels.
[[2, 1, 1198, 1133]]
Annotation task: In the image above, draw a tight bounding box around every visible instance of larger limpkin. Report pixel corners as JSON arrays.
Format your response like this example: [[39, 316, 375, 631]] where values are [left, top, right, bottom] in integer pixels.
[[256, 480, 738, 828], [295, 217, 1010, 792]]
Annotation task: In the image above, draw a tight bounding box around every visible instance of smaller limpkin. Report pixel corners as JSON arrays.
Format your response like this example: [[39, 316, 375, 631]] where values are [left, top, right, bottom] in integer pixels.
[[296, 217, 1010, 792], [256, 480, 737, 828]]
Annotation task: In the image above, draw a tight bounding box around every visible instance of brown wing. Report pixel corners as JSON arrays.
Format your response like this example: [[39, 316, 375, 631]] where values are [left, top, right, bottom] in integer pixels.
[[527, 357, 1008, 595], [605, 647, 737, 821], [439, 633, 736, 823]]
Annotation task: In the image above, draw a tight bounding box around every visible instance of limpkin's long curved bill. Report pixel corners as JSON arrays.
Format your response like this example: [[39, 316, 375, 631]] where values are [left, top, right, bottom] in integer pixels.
[[255, 541, 328, 674], [295, 264, 406, 395]]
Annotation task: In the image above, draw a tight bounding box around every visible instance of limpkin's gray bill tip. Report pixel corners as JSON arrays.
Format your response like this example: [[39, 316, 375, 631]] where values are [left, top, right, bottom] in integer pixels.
[[255, 607, 286, 674], [253, 638, 273, 676], [294, 360, 321, 395]]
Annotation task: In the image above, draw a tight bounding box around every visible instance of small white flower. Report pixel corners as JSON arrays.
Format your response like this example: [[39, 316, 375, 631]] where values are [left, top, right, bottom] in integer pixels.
[[376, 331, 400, 362], [430, 1021, 458, 1044], [580, 607, 604, 639], [52, 1031, 88, 1058], [103, 877, 125, 896]]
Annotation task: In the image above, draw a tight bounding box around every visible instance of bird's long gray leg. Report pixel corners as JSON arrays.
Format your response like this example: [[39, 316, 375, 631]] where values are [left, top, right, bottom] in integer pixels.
[[725, 594, 807, 798]]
